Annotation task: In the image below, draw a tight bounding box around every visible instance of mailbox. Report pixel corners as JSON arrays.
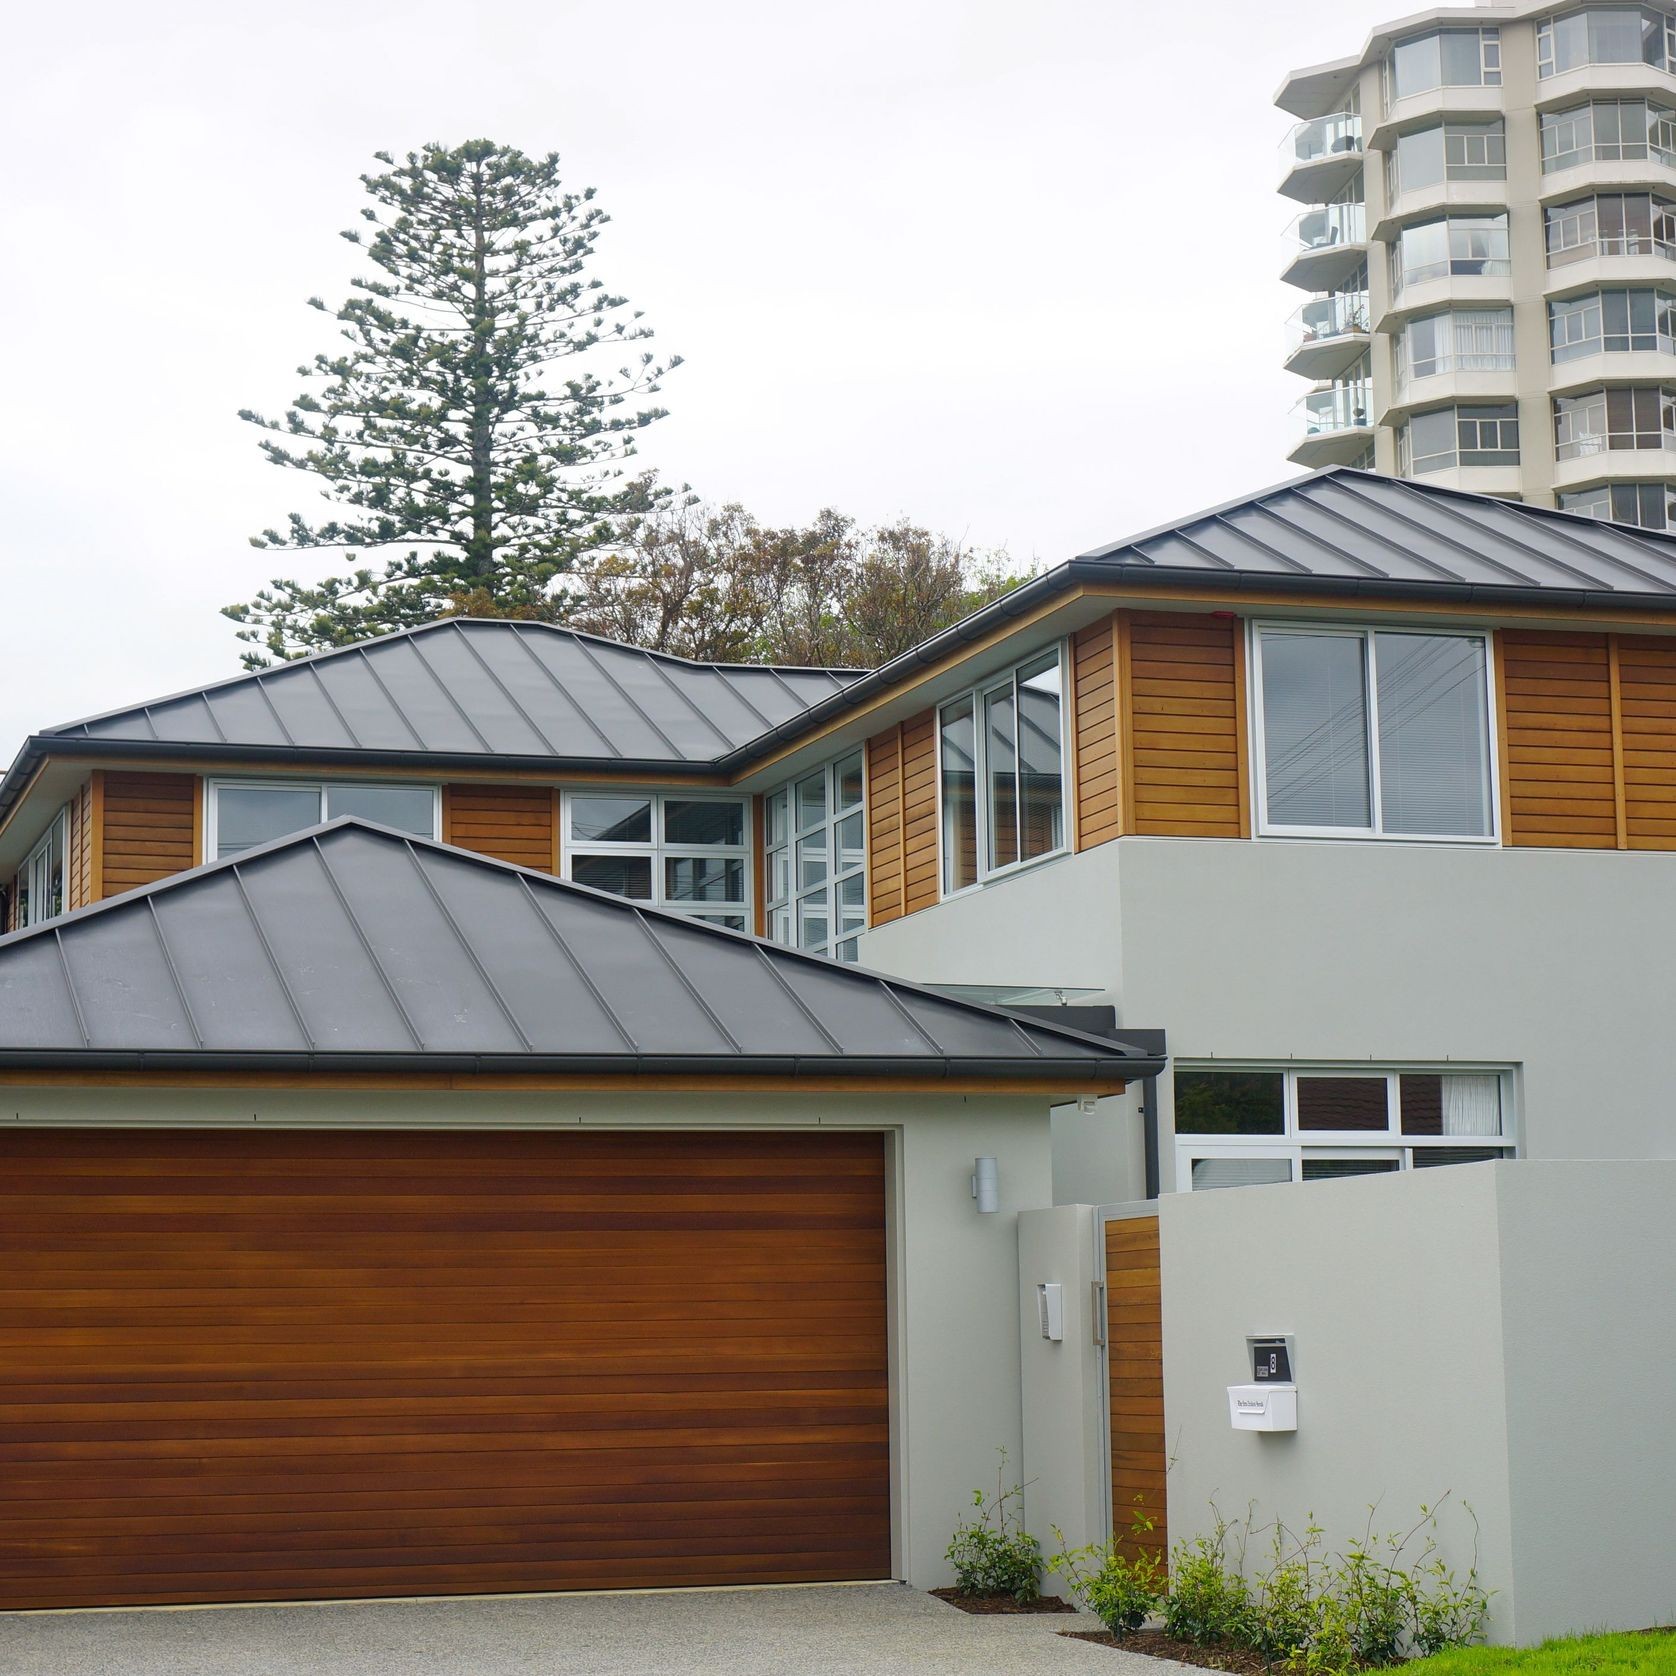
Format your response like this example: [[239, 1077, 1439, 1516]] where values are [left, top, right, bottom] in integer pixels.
[[1037, 1282, 1064, 1342], [1227, 1382, 1298, 1432]]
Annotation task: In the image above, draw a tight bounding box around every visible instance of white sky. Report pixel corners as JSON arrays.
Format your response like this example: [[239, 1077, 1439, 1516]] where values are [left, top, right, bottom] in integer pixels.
[[0, 0, 1437, 764]]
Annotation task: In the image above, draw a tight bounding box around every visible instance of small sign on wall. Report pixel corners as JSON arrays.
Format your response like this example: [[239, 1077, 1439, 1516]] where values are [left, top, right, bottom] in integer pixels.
[[1250, 1336, 1292, 1382]]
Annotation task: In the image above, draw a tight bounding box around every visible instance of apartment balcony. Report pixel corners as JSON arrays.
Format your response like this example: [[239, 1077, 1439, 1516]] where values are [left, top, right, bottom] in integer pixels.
[[1544, 231, 1676, 297], [1373, 179, 1508, 241], [1368, 87, 1505, 151], [1289, 380, 1374, 467], [1279, 112, 1364, 203], [1284, 292, 1372, 380], [1380, 269, 1514, 329], [1540, 155, 1676, 205], [1548, 348, 1676, 395], [1281, 203, 1368, 291], [1535, 61, 1676, 115]]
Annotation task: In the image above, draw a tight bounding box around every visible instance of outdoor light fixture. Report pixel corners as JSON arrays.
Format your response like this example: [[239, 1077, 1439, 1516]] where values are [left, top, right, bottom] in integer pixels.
[[971, 1155, 999, 1213]]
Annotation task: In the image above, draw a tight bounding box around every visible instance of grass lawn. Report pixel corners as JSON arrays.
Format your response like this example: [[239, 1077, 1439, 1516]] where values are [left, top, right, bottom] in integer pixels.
[[1415, 1629, 1676, 1672]]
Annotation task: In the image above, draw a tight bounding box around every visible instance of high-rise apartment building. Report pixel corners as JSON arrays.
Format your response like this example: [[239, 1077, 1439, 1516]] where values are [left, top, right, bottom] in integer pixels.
[[1279, 1, 1676, 526]]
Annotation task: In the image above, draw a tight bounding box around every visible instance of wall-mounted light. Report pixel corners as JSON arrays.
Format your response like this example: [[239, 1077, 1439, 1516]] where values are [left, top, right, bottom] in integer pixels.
[[971, 1155, 999, 1213]]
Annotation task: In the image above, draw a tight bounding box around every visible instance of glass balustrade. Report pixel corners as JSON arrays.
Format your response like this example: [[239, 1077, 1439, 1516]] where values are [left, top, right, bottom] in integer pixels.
[[1282, 111, 1364, 168], [1289, 202, 1367, 255], [1287, 292, 1371, 354], [1297, 381, 1373, 436]]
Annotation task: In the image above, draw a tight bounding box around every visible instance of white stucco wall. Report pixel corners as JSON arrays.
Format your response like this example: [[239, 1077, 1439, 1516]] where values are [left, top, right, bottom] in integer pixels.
[[1158, 1161, 1676, 1645], [3, 1083, 1052, 1591]]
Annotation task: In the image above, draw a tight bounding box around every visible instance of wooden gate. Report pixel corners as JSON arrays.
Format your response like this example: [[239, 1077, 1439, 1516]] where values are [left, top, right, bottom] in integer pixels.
[[1101, 1210, 1167, 1561]]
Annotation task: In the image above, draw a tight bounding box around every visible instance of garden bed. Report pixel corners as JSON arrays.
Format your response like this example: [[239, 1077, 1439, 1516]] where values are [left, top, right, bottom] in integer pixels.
[[930, 1587, 1077, 1615], [1061, 1629, 1273, 1671]]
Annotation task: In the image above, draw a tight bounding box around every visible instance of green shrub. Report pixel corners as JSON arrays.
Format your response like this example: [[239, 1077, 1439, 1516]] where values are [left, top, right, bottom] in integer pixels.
[[944, 1448, 1042, 1603], [1161, 1512, 1254, 1645], [1049, 1503, 1165, 1635], [1249, 1518, 1325, 1663]]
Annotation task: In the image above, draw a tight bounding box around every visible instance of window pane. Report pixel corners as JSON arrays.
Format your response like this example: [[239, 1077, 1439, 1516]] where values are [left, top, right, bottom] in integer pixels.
[[216, 785, 322, 858], [664, 800, 744, 847], [836, 811, 865, 870], [1297, 1076, 1390, 1132], [326, 784, 436, 838], [940, 699, 978, 893], [1017, 654, 1065, 861], [984, 684, 1020, 870], [766, 788, 789, 848], [836, 752, 864, 811], [796, 773, 827, 833], [797, 835, 829, 892], [1301, 1156, 1401, 1181], [1174, 1071, 1286, 1136], [1191, 1157, 1294, 1190], [1399, 1073, 1446, 1136], [798, 895, 829, 950], [771, 849, 792, 903], [1375, 633, 1492, 836], [665, 856, 744, 905], [1261, 632, 1372, 829], [1395, 125, 1447, 193], [572, 854, 652, 899], [570, 796, 651, 844], [1413, 1145, 1506, 1168]]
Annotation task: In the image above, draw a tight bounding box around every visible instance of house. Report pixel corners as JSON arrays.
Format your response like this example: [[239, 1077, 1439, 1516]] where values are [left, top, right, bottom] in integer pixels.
[[1, 465, 1673, 1638]]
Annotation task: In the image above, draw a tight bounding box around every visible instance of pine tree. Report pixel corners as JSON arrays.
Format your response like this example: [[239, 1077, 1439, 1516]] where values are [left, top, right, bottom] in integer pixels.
[[225, 140, 678, 668]]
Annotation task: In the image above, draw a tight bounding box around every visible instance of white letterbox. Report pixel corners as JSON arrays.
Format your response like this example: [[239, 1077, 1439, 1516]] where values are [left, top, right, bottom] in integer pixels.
[[1228, 1382, 1298, 1432]]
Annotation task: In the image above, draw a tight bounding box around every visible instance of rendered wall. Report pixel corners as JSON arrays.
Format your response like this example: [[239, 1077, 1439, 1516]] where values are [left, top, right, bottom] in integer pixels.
[[1, 1083, 1050, 1592]]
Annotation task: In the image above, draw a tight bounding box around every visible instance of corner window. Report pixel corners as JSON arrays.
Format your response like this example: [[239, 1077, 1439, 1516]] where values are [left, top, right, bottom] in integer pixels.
[[564, 792, 748, 929], [939, 648, 1066, 894], [1254, 626, 1495, 840], [1545, 192, 1676, 265], [1538, 7, 1676, 78], [1560, 480, 1676, 527], [1392, 214, 1510, 293], [1549, 288, 1676, 361], [16, 805, 70, 929], [1554, 385, 1676, 456], [766, 753, 866, 962], [1387, 121, 1505, 198], [1395, 309, 1515, 386], [1176, 1067, 1512, 1190], [1398, 405, 1520, 474], [210, 780, 438, 860], [1540, 99, 1676, 172], [1388, 27, 1501, 101]]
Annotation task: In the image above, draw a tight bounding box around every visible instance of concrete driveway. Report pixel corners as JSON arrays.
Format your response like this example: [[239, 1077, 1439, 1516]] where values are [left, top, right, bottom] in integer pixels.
[[0, 1582, 1172, 1676]]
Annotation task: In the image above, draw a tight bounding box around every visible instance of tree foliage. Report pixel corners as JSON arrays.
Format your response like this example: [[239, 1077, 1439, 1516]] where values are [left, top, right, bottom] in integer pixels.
[[225, 139, 676, 668], [565, 493, 1035, 668]]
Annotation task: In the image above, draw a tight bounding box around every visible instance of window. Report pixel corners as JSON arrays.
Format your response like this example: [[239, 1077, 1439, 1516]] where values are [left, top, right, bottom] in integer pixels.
[[765, 753, 866, 962], [1546, 193, 1676, 264], [1554, 385, 1676, 455], [564, 793, 749, 928], [1388, 121, 1506, 198], [15, 805, 70, 929], [1395, 309, 1515, 384], [1540, 99, 1676, 171], [1560, 480, 1676, 526], [1255, 626, 1495, 839], [210, 780, 438, 860], [1398, 404, 1520, 474], [1549, 288, 1676, 360], [1388, 28, 1501, 101], [1392, 215, 1510, 293], [1176, 1067, 1513, 1190], [939, 649, 1066, 894], [1538, 7, 1676, 77]]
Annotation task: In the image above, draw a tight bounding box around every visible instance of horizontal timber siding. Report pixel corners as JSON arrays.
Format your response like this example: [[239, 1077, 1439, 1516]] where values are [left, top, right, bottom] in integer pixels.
[[1499, 632, 1617, 849], [100, 772, 197, 897], [1105, 1215, 1166, 1561], [443, 783, 556, 872], [1126, 612, 1245, 838], [1074, 615, 1121, 849], [0, 1126, 890, 1609], [866, 709, 936, 925], [1617, 635, 1676, 850]]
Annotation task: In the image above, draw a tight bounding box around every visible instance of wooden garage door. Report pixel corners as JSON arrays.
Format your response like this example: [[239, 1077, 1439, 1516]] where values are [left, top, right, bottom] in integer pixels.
[[0, 1127, 890, 1609]]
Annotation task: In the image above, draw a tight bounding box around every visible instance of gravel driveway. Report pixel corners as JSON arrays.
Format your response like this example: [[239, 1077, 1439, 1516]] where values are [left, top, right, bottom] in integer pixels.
[[0, 1582, 1175, 1676]]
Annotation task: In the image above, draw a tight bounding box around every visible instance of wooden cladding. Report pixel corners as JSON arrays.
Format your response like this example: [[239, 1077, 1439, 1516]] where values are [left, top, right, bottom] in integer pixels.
[[443, 782, 557, 872], [1498, 630, 1676, 850], [865, 710, 937, 926], [1104, 1214, 1166, 1561], [1072, 619, 1121, 847], [99, 771, 197, 898], [0, 1126, 890, 1609]]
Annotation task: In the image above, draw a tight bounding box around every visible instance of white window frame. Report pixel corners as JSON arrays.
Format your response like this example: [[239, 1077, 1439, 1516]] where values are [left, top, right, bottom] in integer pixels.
[[17, 804, 71, 929], [1174, 1064, 1518, 1193], [765, 753, 867, 961], [205, 778, 442, 861], [561, 789, 751, 928], [935, 642, 1072, 900], [1248, 620, 1502, 845]]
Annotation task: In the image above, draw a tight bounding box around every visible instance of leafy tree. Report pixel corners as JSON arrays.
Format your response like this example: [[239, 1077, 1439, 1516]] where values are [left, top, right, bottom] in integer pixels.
[[565, 496, 1035, 668], [225, 140, 677, 668]]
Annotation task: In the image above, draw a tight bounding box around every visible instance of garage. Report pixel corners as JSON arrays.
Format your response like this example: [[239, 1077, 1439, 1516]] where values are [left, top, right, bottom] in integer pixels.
[[0, 1125, 888, 1608], [0, 819, 1156, 1608]]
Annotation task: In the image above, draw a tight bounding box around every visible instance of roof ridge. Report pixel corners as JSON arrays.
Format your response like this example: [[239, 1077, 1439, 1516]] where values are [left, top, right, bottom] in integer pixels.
[[0, 816, 1153, 1062]]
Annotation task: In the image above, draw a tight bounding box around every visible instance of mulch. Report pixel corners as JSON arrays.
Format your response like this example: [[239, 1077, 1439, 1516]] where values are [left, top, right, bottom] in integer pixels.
[[1060, 1629, 1274, 1672], [929, 1587, 1078, 1615]]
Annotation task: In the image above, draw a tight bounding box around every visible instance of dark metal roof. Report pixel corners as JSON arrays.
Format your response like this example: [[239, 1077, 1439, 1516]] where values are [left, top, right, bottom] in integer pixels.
[[0, 818, 1161, 1082], [43, 618, 863, 766], [1076, 466, 1676, 603]]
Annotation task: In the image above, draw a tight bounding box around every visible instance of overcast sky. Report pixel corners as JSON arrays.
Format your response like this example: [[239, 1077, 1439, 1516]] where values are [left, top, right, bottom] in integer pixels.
[[0, 0, 1433, 763]]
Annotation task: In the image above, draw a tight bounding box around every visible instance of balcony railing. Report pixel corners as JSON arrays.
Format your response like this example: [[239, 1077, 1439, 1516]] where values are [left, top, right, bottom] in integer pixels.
[[1287, 292, 1371, 354], [1288, 202, 1367, 255], [1282, 111, 1364, 168], [1298, 380, 1373, 436]]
